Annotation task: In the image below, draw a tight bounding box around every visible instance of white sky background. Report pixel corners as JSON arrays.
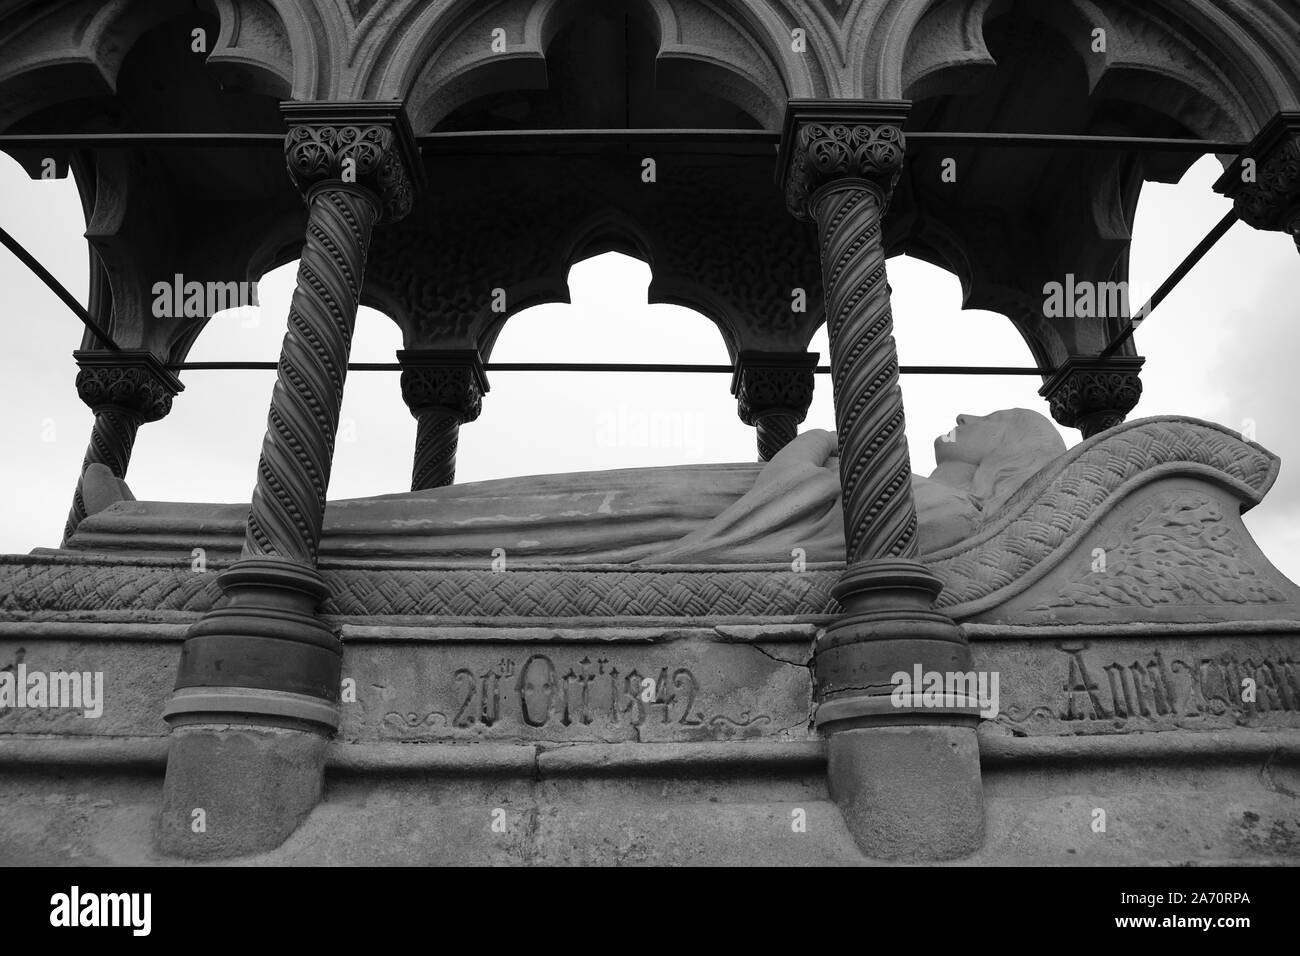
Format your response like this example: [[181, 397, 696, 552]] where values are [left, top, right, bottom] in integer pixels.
[[1, 154, 1297, 581]]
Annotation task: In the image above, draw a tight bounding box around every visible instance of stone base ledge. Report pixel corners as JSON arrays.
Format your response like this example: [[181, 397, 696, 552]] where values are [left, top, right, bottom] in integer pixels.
[[1, 729, 1296, 775]]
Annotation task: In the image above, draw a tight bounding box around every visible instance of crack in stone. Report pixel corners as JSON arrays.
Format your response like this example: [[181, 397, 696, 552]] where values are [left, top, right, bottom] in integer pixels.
[[744, 641, 812, 669]]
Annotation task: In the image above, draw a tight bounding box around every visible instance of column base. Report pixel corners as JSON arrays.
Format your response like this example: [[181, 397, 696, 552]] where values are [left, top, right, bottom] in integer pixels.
[[826, 724, 984, 861], [815, 559, 986, 860], [157, 722, 328, 859], [159, 557, 342, 858]]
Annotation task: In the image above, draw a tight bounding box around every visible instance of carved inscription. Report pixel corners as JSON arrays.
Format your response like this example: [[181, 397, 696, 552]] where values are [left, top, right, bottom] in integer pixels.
[[450, 655, 702, 729], [380, 653, 786, 738], [999, 643, 1300, 734]]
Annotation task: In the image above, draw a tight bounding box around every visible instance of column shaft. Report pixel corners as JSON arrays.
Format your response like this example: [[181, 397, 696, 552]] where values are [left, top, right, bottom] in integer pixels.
[[243, 186, 379, 563], [779, 101, 983, 861], [61, 351, 182, 544], [412, 409, 461, 489], [810, 181, 918, 563]]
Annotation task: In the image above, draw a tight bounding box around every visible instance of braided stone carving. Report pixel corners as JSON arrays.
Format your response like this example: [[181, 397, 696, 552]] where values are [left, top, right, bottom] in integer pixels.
[[63, 352, 182, 543]]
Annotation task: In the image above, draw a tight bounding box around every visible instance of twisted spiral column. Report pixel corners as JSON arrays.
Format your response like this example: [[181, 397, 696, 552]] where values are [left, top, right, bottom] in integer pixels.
[[64, 408, 141, 543], [166, 106, 421, 736], [779, 101, 983, 861], [242, 186, 378, 563], [62, 351, 182, 544], [161, 105, 424, 860], [753, 412, 799, 461], [397, 350, 488, 490], [412, 411, 461, 489], [809, 182, 917, 563]]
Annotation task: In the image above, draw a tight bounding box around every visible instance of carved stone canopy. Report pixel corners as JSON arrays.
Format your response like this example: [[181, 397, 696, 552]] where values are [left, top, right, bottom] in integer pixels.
[[1214, 111, 1300, 248], [396, 349, 489, 423], [72, 349, 184, 423], [777, 99, 912, 221], [280, 101, 425, 223], [1039, 355, 1145, 439]]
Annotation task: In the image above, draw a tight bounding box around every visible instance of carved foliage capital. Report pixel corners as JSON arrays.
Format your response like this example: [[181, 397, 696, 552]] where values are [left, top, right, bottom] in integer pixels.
[[73, 350, 183, 423], [1216, 113, 1300, 244], [732, 352, 817, 426], [282, 104, 423, 223], [1040, 357, 1144, 438], [398, 351, 488, 422], [779, 102, 910, 220]]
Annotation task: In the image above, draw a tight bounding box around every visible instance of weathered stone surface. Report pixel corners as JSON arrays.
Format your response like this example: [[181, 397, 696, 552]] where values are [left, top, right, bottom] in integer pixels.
[[342, 638, 813, 745], [974, 634, 1300, 737], [157, 724, 328, 860]]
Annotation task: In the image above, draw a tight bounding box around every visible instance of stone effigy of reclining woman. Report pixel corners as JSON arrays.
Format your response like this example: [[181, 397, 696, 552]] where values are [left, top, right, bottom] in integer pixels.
[[69, 408, 1067, 564]]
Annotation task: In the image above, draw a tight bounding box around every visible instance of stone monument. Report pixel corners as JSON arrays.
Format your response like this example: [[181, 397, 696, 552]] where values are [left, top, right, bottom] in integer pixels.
[[0, 0, 1298, 865]]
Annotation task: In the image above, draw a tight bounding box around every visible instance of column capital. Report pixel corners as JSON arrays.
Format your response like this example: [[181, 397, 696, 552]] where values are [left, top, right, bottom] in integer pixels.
[[396, 348, 489, 422], [777, 99, 911, 220], [280, 100, 425, 223], [1039, 354, 1145, 439], [1214, 111, 1300, 247], [730, 350, 817, 425], [72, 349, 184, 423]]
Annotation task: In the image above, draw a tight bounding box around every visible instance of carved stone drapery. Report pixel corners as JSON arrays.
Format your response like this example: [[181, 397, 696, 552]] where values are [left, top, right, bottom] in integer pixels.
[[62, 350, 182, 544], [1040, 355, 1145, 439], [1215, 112, 1300, 252], [731, 351, 817, 461], [168, 102, 423, 732], [778, 100, 983, 861], [397, 349, 488, 489]]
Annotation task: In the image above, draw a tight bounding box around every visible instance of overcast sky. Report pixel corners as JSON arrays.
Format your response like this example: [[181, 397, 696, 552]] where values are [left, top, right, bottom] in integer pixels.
[[2, 153, 1297, 582]]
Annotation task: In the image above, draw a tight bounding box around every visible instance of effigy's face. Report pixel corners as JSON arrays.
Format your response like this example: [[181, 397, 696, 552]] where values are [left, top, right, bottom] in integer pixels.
[[936, 413, 1005, 465]]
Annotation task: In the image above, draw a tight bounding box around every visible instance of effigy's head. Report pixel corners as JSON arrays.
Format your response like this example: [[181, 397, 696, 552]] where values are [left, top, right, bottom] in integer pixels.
[[937, 408, 1067, 509]]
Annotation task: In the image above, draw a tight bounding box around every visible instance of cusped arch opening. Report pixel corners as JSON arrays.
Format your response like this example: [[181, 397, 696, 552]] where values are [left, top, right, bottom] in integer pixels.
[[460, 250, 752, 479]]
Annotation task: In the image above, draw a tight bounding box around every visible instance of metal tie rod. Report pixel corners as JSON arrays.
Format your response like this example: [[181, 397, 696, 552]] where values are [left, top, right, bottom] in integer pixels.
[[0, 131, 1247, 153], [0, 222, 119, 350], [1100, 210, 1239, 357], [173, 361, 1045, 375]]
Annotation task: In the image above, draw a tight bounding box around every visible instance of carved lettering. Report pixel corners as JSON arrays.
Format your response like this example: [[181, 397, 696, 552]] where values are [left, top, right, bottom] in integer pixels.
[[1002, 644, 1300, 734]]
